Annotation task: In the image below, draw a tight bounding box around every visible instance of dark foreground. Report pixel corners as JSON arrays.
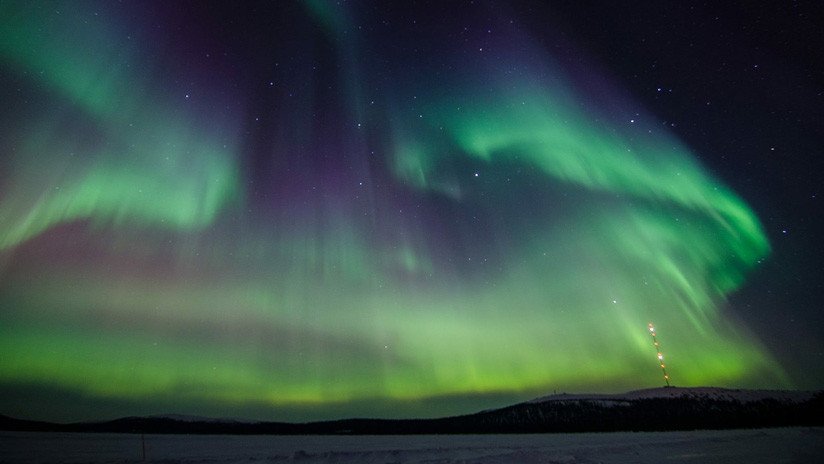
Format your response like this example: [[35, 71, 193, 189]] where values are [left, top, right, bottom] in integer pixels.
[[2, 427, 823, 463]]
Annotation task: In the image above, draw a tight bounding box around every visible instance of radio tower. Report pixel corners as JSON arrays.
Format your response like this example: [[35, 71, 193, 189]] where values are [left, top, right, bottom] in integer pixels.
[[648, 323, 671, 387]]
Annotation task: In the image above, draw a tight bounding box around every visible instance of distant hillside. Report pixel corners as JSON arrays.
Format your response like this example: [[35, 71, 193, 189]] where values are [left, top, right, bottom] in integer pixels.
[[458, 387, 822, 433], [3, 387, 822, 435], [530, 386, 816, 404], [0, 414, 61, 432]]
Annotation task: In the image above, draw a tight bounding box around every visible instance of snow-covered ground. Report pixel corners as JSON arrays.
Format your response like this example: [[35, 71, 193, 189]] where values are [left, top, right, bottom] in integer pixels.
[[1, 428, 822, 463]]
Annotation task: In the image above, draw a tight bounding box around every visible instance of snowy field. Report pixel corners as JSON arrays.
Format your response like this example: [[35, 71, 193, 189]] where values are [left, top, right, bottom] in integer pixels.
[[1, 428, 822, 463]]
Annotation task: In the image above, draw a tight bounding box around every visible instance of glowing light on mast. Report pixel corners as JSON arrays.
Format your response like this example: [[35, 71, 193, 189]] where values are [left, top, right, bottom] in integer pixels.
[[648, 323, 671, 387]]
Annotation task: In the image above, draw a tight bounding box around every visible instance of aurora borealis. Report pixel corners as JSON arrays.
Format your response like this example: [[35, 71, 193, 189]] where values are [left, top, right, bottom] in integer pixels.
[[1, 1, 821, 422]]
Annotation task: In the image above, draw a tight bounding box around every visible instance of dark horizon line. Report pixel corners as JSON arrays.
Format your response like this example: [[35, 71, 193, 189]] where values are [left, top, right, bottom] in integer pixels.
[[3, 385, 821, 435]]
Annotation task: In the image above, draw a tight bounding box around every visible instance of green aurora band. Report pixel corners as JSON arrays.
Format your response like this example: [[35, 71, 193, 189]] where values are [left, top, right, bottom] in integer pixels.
[[0, 1, 787, 421]]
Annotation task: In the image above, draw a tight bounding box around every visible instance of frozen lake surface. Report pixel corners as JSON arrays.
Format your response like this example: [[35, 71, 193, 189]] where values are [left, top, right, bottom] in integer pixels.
[[2, 427, 822, 463]]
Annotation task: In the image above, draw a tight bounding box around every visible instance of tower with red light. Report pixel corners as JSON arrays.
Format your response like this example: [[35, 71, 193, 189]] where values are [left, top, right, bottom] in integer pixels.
[[648, 323, 671, 387]]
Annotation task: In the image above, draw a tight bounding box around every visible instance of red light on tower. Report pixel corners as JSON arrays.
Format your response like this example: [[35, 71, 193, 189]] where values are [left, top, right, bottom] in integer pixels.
[[648, 322, 671, 387]]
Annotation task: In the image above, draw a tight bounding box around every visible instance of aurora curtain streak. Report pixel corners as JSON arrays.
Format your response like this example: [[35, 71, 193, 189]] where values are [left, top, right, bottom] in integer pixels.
[[0, 1, 786, 421]]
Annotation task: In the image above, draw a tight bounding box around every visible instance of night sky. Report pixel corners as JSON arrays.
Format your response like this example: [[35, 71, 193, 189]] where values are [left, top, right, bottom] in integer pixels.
[[1, 1, 821, 423]]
